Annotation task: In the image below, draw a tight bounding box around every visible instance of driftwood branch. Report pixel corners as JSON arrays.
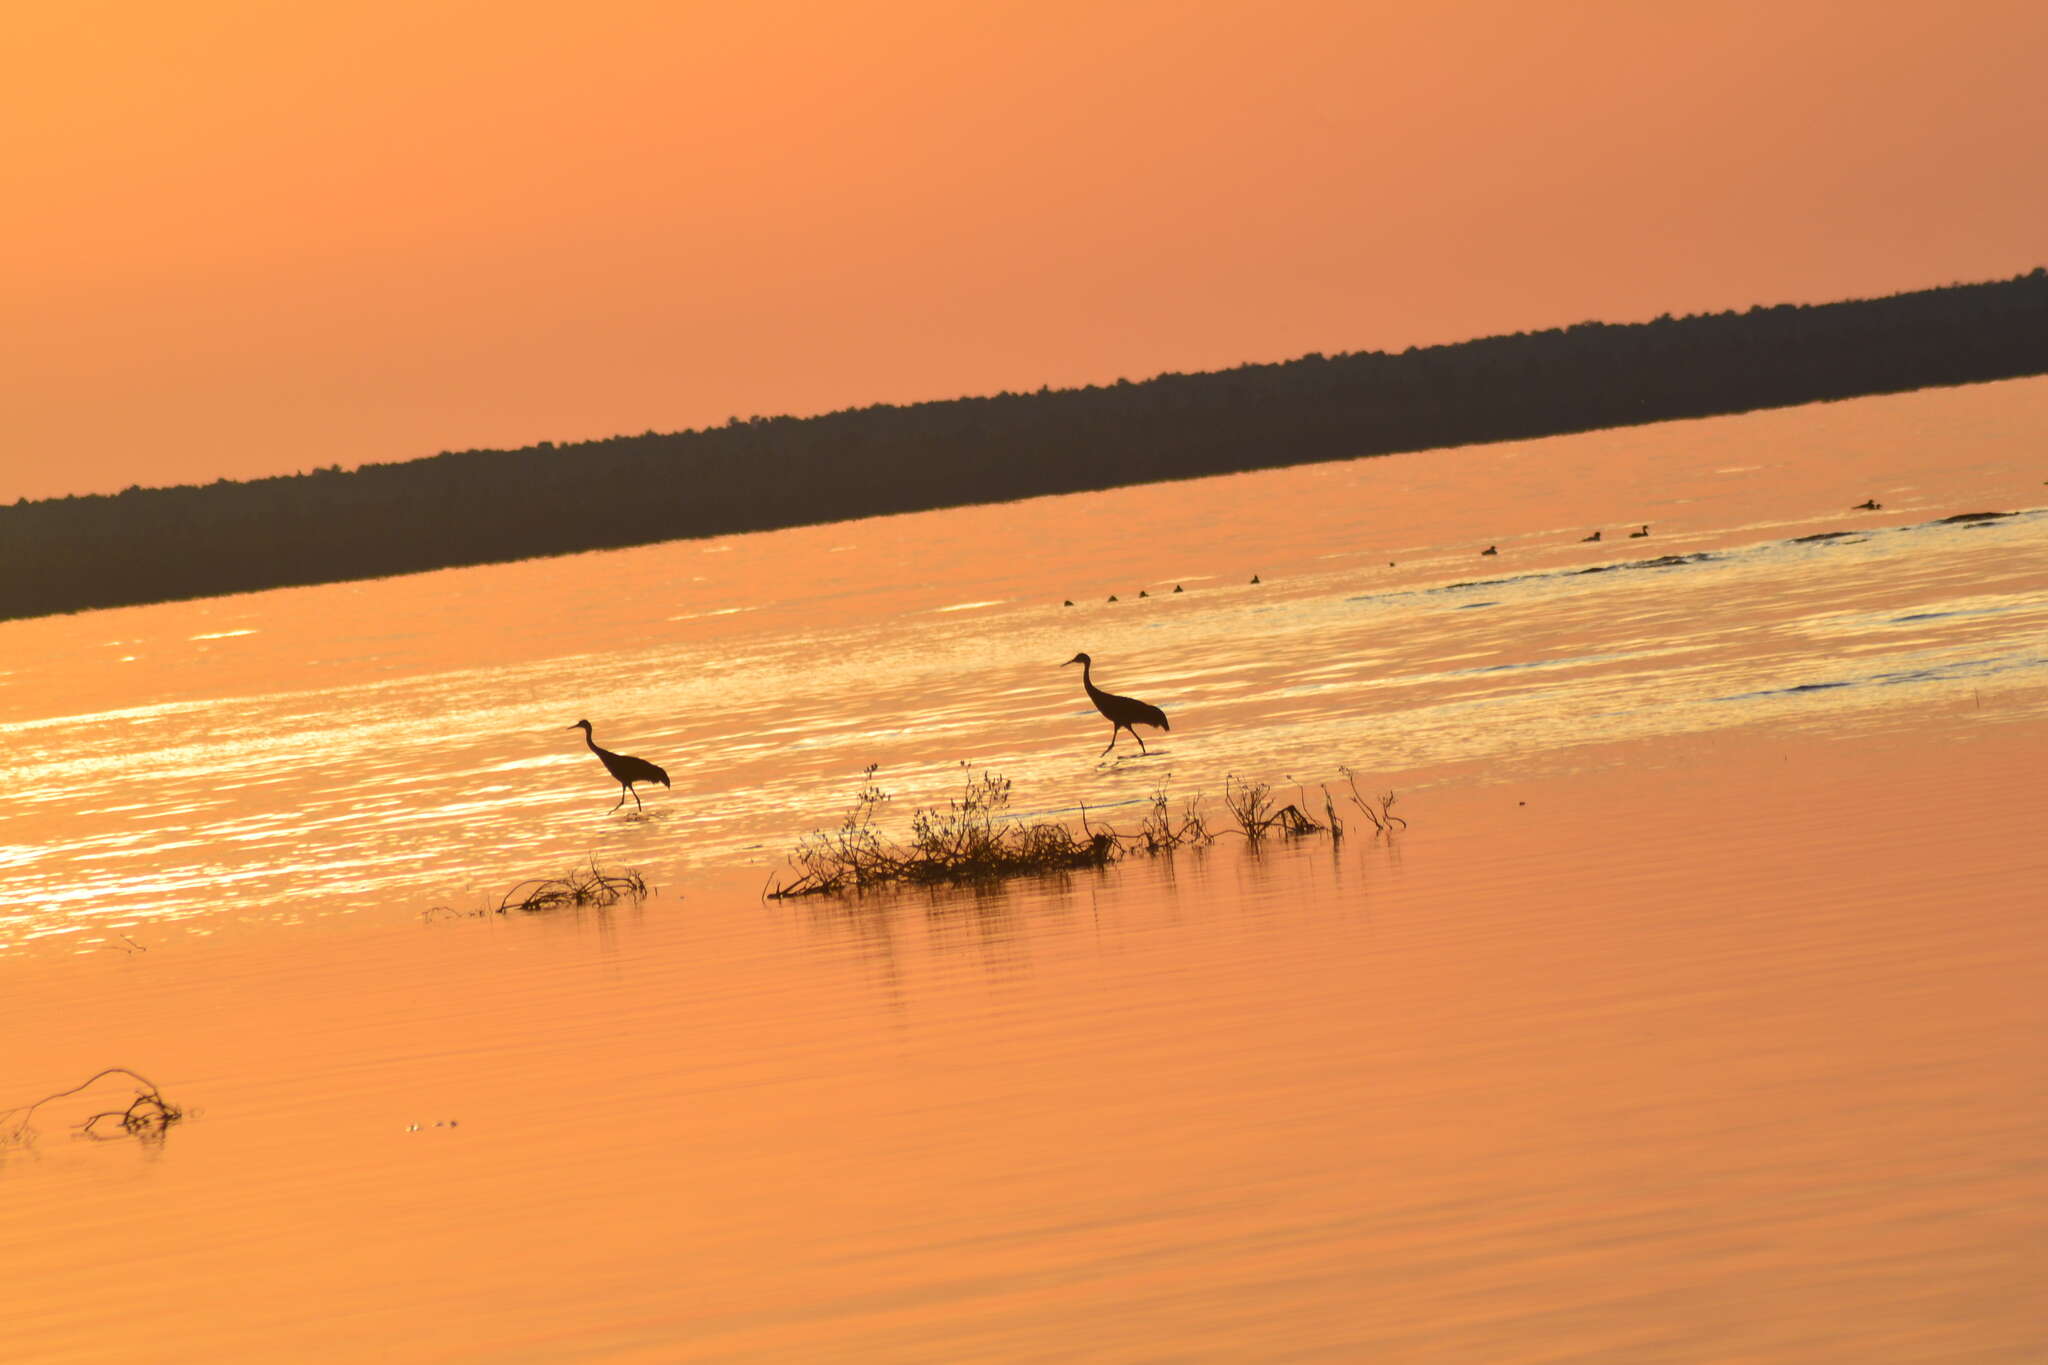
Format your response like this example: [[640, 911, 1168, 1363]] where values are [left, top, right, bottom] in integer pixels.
[[2, 1067, 185, 1146]]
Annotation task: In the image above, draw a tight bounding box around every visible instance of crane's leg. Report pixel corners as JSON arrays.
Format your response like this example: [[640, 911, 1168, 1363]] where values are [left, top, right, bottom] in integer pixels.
[[1100, 726, 1121, 757], [610, 785, 629, 813], [1135, 729, 1149, 755], [629, 783, 644, 812]]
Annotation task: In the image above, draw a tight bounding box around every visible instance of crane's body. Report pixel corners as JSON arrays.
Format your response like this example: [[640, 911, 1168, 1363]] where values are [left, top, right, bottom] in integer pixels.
[[569, 719, 670, 812], [1063, 653, 1169, 756]]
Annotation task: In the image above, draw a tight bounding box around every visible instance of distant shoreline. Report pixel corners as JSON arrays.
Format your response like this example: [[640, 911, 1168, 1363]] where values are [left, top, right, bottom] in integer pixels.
[[5, 269, 2046, 622]]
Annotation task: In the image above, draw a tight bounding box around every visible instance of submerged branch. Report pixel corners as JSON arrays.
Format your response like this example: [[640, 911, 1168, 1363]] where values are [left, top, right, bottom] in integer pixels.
[[2, 1067, 186, 1147], [426, 857, 650, 919]]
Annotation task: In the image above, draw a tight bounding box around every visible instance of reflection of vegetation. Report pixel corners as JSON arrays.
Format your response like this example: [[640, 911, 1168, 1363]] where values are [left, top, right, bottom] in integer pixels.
[[6, 271, 2046, 621], [768, 765, 1402, 899], [1, 1067, 185, 1147]]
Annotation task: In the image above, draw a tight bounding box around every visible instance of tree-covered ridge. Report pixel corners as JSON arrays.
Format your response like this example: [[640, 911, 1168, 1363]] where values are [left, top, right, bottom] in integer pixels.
[[6, 269, 2046, 621]]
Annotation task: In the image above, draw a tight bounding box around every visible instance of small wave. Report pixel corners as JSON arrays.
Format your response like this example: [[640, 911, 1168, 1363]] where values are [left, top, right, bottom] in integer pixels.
[[190, 629, 259, 641], [665, 606, 755, 622], [1717, 680, 1854, 701], [1713, 655, 2032, 702], [934, 600, 1008, 614], [1890, 604, 2029, 625], [1577, 553, 1715, 575]]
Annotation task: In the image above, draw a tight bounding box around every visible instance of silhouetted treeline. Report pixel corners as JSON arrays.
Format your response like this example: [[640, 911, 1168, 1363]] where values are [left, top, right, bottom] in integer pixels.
[[7, 270, 2047, 621]]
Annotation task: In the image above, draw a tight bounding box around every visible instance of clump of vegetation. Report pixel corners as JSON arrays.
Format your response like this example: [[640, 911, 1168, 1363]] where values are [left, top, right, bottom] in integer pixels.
[[1, 1067, 185, 1148], [426, 858, 650, 919], [1220, 774, 1330, 841], [1338, 767, 1407, 835], [1126, 782, 1211, 853], [770, 765, 1114, 898], [492, 859, 649, 913], [768, 764, 1403, 899]]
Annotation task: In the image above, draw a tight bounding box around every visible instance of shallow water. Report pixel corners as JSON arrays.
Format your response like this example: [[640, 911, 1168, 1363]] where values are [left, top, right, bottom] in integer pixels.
[[3, 380, 2046, 1360], [2, 380, 2044, 946]]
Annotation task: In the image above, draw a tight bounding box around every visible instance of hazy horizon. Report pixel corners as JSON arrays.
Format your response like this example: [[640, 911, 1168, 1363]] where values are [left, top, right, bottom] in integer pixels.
[[8, 0, 2045, 502], [17, 269, 2041, 506]]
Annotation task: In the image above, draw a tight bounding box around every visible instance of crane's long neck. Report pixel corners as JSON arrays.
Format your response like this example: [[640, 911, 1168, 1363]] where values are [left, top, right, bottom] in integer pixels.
[[1079, 659, 1104, 702], [582, 726, 601, 755]]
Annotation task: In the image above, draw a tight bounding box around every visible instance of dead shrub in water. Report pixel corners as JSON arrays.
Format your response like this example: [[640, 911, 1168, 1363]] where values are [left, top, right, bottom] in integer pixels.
[[1222, 773, 1327, 842], [770, 765, 1402, 899], [777, 764, 909, 894], [1338, 767, 1407, 835], [427, 858, 650, 919], [493, 859, 648, 913], [770, 765, 1113, 898], [1132, 782, 1210, 853], [1, 1067, 185, 1147]]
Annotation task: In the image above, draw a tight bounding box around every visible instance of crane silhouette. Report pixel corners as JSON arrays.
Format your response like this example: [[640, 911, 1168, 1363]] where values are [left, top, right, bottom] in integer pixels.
[[1064, 653, 1170, 756], [568, 719, 670, 812]]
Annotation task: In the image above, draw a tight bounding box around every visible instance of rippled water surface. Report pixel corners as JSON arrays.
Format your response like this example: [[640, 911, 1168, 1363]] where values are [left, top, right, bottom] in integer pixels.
[[3, 381, 2046, 1360], [4, 381, 2045, 944]]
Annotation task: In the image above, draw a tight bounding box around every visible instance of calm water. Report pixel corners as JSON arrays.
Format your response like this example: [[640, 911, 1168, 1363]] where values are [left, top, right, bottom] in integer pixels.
[[2, 382, 2044, 945], [3, 381, 2046, 1360]]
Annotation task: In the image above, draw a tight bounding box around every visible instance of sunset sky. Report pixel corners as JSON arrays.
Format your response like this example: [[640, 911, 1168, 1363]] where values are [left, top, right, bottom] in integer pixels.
[[5, 0, 2043, 503]]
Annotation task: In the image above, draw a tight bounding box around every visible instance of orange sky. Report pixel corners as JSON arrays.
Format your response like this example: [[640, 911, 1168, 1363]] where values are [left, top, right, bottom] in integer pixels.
[[4, 0, 2044, 503]]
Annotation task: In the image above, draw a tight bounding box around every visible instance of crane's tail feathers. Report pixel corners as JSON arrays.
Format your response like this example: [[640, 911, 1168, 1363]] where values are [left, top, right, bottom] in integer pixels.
[[654, 767, 672, 788]]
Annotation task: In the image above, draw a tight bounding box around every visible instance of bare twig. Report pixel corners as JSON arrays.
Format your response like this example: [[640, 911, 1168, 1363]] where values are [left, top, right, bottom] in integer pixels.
[[1338, 767, 1407, 834]]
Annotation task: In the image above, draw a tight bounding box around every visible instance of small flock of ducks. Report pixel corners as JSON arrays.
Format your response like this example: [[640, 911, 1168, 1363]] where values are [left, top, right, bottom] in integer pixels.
[[1065, 576, 1262, 606], [1482, 524, 1646, 556], [1480, 499, 1882, 558]]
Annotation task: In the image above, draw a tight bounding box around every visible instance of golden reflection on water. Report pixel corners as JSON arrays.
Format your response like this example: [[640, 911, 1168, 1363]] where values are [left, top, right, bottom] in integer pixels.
[[1, 380, 2044, 944], [3, 726, 2042, 1360], [2, 381, 2047, 1359]]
